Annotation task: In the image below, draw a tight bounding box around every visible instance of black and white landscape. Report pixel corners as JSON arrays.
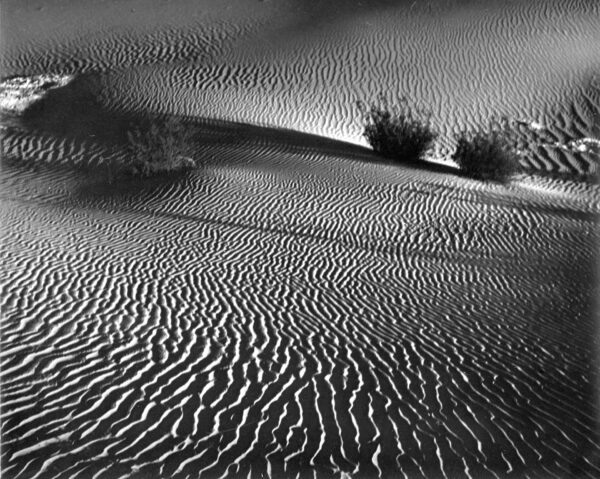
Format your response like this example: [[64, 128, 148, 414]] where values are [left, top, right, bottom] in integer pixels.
[[1, 0, 599, 478]]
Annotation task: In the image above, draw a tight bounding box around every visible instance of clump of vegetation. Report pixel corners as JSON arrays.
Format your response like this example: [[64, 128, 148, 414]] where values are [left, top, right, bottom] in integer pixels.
[[452, 127, 522, 182], [122, 117, 196, 178], [358, 95, 437, 163]]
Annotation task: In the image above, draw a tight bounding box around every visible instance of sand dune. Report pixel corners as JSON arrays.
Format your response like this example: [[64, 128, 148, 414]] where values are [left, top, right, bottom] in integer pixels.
[[2, 0, 599, 174], [1, 129, 599, 477], [1, 0, 600, 478]]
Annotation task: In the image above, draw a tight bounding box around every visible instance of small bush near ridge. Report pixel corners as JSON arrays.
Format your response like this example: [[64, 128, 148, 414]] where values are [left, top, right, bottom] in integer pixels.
[[452, 127, 521, 182], [358, 96, 437, 163], [123, 117, 196, 178]]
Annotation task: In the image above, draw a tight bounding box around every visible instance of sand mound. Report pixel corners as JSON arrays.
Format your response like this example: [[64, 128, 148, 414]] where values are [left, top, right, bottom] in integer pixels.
[[1, 1, 599, 478], [2, 0, 598, 175], [1, 127, 599, 477]]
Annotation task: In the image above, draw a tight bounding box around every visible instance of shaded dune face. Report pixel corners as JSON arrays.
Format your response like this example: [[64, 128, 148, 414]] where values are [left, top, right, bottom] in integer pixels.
[[1, 135, 599, 478], [1, 0, 600, 478]]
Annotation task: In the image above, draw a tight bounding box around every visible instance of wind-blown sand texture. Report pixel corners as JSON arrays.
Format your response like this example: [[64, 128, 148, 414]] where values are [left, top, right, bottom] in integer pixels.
[[1, 0, 599, 478]]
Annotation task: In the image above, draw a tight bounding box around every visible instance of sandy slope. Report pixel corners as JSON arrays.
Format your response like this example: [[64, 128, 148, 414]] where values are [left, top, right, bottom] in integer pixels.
[[2, 0, 599, 173], [1, 123, 599, 477], [1, 0, 600, 478]]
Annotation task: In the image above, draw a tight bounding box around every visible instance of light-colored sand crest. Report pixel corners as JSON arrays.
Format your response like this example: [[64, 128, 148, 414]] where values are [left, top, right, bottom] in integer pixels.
[[0, 74, 73, 113]]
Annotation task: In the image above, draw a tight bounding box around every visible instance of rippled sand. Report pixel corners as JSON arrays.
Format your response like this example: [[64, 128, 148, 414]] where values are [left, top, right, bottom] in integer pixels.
[[1, 0, 600, 478]]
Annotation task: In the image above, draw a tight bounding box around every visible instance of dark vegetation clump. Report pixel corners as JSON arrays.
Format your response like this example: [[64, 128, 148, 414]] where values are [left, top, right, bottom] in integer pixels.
[[122, 117, 196, 178], [17, 74, 197, 181], [452, 127, 522, 182], [357, 96, 527, 183], [358, 96, 437, 163]]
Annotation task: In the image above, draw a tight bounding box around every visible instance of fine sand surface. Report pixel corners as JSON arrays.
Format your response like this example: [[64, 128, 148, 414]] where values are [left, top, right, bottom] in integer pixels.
[[1, 0, 600, 478], [2, 0, 599, 173]]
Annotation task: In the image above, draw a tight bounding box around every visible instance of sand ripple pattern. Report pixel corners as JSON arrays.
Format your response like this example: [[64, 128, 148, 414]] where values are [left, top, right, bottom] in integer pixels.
[[2, 125, 599, 478], [1, 1, 600, 477], [1, 17, 261, 78], [83, 0, 600, 176], [3, 1, 598, 176]]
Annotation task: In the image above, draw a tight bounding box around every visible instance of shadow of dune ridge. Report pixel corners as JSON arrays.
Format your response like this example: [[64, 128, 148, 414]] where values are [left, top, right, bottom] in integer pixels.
[[9, 72, 459, 177], [19, 73, 136, 145]]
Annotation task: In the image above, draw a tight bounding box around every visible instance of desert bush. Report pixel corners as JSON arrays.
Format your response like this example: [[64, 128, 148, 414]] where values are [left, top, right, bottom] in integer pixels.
[[452, 127, 521, 182], [358, 96, 437, 163], [123, 116, 196, 178]]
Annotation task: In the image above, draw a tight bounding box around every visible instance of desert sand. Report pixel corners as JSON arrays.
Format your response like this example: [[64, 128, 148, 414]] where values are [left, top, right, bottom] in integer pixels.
[[1, 0, 599, 478]]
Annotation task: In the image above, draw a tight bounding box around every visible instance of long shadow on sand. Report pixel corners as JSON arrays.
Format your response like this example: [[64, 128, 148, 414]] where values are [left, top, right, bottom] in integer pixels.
[[7, 72, 459, 177]]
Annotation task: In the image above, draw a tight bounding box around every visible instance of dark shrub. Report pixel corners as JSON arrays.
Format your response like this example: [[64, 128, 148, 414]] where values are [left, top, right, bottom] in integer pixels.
[[452, 127, 521, 182], [358, 96, 437, 163], [123, 117, 196, 178]]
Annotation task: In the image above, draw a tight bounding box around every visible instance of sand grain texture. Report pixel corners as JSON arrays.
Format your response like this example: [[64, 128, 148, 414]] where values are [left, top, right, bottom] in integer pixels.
[[1, 0, 599, 478]]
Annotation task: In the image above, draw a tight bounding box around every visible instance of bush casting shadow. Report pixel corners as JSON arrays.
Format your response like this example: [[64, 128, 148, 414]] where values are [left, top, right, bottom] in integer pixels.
[[452, 127, 522, 183], [123, 117, 196, 178], [18, 73, 197, 180], [358, 96, 437, 163]]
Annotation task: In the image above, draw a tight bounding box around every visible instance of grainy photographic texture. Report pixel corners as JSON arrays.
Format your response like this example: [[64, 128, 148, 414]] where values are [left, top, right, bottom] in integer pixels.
[[1, 1, 599, 478]]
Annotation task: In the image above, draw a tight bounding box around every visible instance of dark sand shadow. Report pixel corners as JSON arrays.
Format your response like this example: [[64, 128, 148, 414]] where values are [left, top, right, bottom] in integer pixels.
[[6, 72, 460, 180]]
